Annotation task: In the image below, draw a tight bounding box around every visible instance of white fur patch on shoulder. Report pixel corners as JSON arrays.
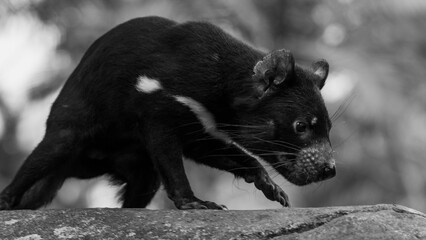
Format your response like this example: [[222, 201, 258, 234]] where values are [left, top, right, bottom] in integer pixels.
[[135, 76, 162, 93]]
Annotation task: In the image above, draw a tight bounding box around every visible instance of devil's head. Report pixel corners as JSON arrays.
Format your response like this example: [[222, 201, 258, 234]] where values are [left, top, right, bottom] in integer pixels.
[[235, 49, 335, 186]]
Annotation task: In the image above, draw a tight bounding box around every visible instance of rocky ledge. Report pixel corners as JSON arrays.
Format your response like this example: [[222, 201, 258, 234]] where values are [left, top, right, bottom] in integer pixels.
[[0, 204, 425, 239]]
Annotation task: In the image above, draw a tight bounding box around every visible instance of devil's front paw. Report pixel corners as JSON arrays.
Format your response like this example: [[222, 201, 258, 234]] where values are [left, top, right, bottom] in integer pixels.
[[248, 173, 290, 207], [176, 197, 227, 210]]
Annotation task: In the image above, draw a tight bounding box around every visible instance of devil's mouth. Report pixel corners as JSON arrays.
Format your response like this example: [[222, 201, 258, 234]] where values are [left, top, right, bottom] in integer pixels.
[[275, 152, 336, 186], [276, 153, 311, 186]]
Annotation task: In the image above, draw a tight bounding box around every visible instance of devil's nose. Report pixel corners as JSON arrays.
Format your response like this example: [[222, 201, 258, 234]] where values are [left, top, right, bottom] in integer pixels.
[[322, 160, 336, 180]]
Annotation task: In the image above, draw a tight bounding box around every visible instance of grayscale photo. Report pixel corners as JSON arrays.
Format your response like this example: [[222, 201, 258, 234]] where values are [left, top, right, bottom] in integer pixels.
[[0, 0, 425, 239]]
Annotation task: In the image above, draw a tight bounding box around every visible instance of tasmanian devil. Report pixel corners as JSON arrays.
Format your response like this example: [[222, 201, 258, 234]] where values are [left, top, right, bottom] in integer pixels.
[[0, 16, 335, 210]]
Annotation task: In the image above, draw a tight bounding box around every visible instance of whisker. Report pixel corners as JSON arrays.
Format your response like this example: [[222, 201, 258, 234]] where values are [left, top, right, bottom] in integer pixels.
[[184, 129, 208, 136], [252, 136, 301, 151], [243, 146, 296, 154], [333, 129, 357, 149], [331, 91, 356, 122], [172, 121, 203, 130], [334, 159, 349, 166], [201, 153, 257, 158], [256, 153, 297, 156], [270, 161, 294, 169], [217, 123, 269, 129], [273, 140, 301, 150], [189, 136, 220, 143]]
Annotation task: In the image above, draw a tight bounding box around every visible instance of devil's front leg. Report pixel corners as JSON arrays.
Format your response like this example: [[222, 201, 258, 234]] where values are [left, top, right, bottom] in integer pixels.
[[244, 165, 290, 207], [186, 140, 290, 207], [144, 123, 226, 210]]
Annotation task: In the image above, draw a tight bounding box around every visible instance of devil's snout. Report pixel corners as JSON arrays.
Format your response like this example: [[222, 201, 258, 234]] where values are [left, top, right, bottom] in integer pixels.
[[321, 159, 336, 180]]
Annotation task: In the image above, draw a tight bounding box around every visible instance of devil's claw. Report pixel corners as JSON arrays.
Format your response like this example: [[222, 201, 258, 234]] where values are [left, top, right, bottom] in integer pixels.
[[253, 172, 291, 207], [177, 198, 227, 210]]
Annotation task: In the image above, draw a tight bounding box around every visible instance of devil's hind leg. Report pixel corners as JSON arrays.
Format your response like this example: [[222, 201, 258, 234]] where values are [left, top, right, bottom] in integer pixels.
[[111, 150, 161, 208], [0, 128, 77, 210]]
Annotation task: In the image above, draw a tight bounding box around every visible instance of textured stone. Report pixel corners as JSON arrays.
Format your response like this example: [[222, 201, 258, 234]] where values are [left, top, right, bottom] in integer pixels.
[[0, 204, 425, 239]]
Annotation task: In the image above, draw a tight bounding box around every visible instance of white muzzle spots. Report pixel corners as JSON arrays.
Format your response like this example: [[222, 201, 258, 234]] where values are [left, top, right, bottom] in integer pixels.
[[135, 76, 162, 93]]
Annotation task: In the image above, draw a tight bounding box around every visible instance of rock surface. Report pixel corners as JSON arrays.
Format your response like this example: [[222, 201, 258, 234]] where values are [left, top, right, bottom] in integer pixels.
[[0, 204, 425, 239]]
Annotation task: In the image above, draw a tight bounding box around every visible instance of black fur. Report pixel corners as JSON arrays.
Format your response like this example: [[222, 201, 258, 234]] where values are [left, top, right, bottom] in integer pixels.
[[0, 16, 334, 210]]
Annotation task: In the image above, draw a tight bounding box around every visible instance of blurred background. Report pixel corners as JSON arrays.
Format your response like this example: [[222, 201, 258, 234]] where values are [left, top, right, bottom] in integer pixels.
[[1, 0, 426, 212]]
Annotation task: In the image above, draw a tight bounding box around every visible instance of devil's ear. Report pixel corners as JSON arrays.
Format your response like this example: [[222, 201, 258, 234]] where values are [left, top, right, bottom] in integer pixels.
[[311, 59, 329, 89], [252, 49, 295, 98]]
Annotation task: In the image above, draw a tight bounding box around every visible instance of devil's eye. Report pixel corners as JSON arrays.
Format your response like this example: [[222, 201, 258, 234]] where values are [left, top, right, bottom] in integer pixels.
[[294, 121, 308, 134]]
